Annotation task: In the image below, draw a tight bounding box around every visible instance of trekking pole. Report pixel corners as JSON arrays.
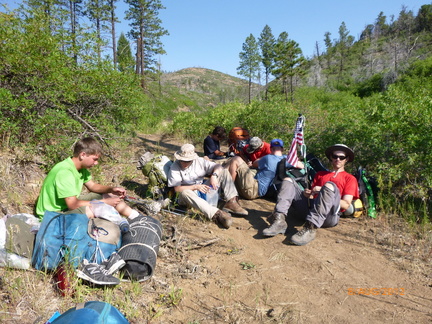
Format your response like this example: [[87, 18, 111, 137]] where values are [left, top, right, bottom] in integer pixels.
[[125, 195, 188, 216]]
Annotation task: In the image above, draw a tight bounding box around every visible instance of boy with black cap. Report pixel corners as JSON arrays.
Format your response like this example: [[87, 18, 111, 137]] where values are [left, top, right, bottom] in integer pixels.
[[263, 144, 359, 246]]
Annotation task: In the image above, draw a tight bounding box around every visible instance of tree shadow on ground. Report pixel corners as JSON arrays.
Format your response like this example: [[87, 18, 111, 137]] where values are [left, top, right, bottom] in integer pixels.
[[121, 180, 148, 198], [137, 135, 182, 155], [241, 203, 307, 241]]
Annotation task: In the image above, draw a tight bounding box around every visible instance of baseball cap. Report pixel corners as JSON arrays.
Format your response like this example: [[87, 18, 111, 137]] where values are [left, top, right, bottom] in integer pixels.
[[270, 139, 284, 148]]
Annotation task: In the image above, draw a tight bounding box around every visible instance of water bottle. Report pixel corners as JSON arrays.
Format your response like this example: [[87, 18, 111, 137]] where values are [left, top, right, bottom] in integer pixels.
[[206, 186, 219, 207], [118, 218, 130, 233], [90, 201, 130, 233]]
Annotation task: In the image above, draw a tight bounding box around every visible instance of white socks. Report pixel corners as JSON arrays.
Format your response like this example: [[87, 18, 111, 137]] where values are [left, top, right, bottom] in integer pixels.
[[128, 209, 140, 220]]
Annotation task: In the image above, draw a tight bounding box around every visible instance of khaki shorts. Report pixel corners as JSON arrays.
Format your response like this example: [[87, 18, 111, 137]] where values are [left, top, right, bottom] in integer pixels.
[[235, 161, 259, 199]]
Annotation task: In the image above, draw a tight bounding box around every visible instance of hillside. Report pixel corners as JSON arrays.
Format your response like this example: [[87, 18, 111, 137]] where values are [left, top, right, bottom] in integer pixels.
[[161, 68, 262, 107]]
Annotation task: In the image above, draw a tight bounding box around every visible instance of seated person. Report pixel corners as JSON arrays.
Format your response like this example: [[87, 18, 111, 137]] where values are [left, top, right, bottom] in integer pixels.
[[226, 136, 271, 181], [240, 136, 271, 165], [229, 139, 301, 200], [203, 126, 227, 160], [36, 137, 139, 220], [168, 144, 248, 229], [262, 144, 359, 246]]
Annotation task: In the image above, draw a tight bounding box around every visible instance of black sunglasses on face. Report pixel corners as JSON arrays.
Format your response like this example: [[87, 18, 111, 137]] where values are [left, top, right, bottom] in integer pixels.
[[332, 155, 347, 160]]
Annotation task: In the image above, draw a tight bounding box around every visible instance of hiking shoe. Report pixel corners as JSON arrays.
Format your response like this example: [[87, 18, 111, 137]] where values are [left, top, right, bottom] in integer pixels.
[[100, 252, 126, 275], [212, 210, 233, 229], [223, 197, 248, 216], [76, 259, 120, 286], [262, 213, 287, 237], [290, 222, 317, 246]]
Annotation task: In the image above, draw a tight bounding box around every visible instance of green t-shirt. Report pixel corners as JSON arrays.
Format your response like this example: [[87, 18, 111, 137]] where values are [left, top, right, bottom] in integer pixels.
[[36, 157, 92, 219]]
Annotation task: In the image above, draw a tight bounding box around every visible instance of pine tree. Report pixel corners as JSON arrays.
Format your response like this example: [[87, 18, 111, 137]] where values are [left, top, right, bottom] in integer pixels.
[[415, 4, 432, 32], [108, 0, 119, 67], [237, 33, 261, 104], [85, 0, 111, 60], [258, 25, 275, 100], [124, 0, 168, 89], [271, 32, 305, 103], [335, 22, 354, 87], [25, 0, 89, 64], [117, 32, 134, 72]]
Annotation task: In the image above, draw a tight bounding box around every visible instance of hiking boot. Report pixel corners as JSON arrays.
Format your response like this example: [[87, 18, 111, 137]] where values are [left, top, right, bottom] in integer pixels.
[[76, 259, 120, 286], [100, 252, 126, 275], [290, 221, 317, 246], [262, 213, 287, 237], [212, 210, 233, 229], [223, 197, 248, 216]]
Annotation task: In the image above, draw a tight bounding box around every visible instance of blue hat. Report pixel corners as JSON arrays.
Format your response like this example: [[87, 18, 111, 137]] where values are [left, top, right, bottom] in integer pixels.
[[270, 139, 284, 148]]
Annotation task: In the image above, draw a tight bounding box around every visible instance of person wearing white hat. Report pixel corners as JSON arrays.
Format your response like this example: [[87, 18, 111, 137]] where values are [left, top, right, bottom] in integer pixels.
[[263, 144, 359, 246], [168, 144, 248, 229]]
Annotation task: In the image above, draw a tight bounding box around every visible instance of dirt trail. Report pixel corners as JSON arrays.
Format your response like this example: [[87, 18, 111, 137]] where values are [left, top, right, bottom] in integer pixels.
[[135, 134, 431, 323]]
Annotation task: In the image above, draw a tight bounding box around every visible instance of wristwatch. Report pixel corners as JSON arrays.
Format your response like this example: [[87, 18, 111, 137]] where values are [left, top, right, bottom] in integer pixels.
[[212, 173, 219, 178]]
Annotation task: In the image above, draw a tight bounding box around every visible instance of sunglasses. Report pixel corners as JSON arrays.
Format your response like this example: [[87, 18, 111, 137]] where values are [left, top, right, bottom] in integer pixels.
[[332, 155, 347, 160]]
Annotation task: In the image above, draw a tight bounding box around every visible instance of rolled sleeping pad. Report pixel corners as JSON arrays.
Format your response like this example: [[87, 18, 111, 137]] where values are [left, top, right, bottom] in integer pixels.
[[118, 215, 162, 282]]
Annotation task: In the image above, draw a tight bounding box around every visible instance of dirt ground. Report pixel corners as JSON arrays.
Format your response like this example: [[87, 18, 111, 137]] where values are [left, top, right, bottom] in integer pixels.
[[0, 134, 431, 324], [133, 134, 432, 324]]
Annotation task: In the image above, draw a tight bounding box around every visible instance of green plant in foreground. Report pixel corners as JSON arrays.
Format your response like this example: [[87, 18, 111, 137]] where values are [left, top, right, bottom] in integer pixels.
[[158, 285, 183, 307], [227, 247, 241, 255], [240, 261, 255, 270]]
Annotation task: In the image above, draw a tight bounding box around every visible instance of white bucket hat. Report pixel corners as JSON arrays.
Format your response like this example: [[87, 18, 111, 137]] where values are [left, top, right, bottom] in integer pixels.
[[174, 144, 199, 161]]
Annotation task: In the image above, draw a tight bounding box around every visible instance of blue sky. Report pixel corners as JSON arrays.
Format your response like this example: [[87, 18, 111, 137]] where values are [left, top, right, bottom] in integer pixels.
[[122, 0, 428, 77], [3, 0, 429, 77]]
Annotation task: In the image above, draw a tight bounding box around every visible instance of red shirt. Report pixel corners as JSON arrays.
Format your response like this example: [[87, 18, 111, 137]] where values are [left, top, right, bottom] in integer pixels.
[[312, 171, 359, 199], [243, 142, 271, 162]]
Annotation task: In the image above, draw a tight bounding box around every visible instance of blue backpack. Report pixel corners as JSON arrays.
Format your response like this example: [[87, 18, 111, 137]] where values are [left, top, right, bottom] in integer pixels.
[[47, 301, 129, 323], [32, 211, 121, 271]]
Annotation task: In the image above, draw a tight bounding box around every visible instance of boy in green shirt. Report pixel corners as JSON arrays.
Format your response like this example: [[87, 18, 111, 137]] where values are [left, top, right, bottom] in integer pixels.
[[36, 137, 139, 220]]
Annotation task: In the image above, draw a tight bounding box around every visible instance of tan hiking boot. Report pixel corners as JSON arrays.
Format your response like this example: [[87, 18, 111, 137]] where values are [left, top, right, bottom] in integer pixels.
[[290, 221, 317, 246], [212, 210, 233, 229], [262, 212, 287, 237], [223, 197, 248, 216]]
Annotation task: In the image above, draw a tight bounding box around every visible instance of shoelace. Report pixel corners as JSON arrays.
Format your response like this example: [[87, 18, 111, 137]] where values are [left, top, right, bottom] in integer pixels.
[[84, 261, 111, 276], [297, 225, 313, 236]]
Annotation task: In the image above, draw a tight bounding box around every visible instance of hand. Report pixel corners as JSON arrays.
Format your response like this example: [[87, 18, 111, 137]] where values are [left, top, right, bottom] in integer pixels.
[[312, 186, 322, 195], [209, 177, 219, 190], [103, 195, 122, 207], [196, 184, 211, 194], [296, 161, 305, 169], [111, 187, 126, 198]]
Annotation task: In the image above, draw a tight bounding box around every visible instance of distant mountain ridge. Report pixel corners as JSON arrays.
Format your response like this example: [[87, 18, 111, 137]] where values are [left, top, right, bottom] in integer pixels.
[[161, 67, 262, 107]]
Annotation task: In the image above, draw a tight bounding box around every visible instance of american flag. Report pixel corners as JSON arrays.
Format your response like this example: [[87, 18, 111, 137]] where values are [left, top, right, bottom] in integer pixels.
[[286, 115, 304, 167]]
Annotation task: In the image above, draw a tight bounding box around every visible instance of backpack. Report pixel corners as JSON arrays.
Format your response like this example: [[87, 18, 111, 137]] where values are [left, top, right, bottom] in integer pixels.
[[266, 154, 328, 199], [353, 166, 378, 218], [32, 211, 121, 271], [47, 301, 129, 324], [137, 152, 173, 199], [228, 127, 250, 155]]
